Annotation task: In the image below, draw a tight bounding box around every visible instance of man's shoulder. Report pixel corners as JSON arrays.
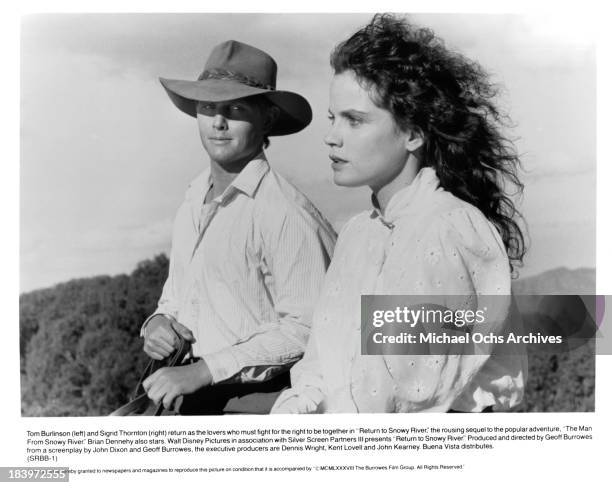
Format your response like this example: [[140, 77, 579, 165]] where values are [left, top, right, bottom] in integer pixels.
[[257, 168, 308, 205], [256, 170, 321, 217], [254, 168, 336, 237]]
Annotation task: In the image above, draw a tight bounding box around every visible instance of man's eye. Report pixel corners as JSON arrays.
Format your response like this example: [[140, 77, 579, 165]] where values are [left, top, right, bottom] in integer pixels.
[[327, 114, 335, 122], [231, 105, 244, 111]]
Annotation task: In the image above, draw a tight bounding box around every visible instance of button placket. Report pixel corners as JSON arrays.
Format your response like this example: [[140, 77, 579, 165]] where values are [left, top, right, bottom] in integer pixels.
[[191, 200, 221, 259]]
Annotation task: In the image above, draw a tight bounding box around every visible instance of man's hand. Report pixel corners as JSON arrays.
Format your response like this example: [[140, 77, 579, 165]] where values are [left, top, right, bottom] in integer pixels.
[[143, 314, 195, 360], [142, 360, 213, 411]]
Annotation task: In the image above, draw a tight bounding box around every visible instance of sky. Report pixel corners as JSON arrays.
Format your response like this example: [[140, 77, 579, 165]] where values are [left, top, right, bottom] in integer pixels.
[[20, 13, 597, 292]]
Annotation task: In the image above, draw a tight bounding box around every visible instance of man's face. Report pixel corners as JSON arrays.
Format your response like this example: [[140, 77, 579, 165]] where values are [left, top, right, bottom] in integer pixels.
[[196, 98, 267, 167]]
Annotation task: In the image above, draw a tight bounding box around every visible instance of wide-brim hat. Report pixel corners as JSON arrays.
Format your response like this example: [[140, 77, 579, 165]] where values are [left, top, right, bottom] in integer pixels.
[[160, 40, 312, 136]]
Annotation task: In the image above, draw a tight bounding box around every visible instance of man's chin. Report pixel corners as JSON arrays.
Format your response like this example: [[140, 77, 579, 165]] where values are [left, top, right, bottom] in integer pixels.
[[205, 148, 239, 164], [207, 153, 255, 173]]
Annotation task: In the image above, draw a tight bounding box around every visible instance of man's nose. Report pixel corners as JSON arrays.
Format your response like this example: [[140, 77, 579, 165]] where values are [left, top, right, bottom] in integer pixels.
[[212, 113, 228, 130]]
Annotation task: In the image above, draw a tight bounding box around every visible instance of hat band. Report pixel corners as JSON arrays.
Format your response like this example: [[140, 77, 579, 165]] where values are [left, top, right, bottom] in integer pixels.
[[197, 68, 275, 91]]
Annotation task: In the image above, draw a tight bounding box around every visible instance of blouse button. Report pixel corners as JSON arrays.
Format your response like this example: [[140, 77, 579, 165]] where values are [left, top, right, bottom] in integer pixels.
[[425, 247, 441, 265], [370, 389, 377, 396]]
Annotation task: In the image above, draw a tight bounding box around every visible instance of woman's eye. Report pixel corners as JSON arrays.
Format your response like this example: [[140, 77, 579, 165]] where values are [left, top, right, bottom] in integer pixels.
[[348, 117, 362, 127]]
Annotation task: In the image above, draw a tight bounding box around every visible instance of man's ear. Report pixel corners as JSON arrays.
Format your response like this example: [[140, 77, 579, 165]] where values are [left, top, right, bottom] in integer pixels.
[[404, 127, 425, 152], [264, 106, 281, 133]]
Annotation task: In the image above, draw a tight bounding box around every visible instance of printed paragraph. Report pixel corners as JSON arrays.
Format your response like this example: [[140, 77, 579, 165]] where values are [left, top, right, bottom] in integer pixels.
[[23, 424, 593, 463]]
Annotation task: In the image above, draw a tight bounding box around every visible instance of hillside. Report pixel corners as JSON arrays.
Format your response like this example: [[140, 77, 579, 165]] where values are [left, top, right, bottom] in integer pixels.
[[512, 267, 595, 412], [20, 255, 169, 416]]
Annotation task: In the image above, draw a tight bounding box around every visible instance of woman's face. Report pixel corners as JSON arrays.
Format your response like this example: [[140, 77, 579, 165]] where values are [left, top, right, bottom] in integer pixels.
[[325, 71, 411, 190]]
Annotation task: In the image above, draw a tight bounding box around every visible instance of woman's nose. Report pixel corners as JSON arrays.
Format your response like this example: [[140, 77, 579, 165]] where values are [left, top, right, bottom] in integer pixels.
[[324, 125, 341, 147]]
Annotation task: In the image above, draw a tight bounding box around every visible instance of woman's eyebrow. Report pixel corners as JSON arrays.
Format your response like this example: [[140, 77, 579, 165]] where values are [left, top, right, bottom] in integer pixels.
[[339, 109, 369, 118]]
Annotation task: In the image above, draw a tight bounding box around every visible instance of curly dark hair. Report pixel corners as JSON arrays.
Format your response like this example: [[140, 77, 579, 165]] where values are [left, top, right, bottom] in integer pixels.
[[331, 14, 526, 272]]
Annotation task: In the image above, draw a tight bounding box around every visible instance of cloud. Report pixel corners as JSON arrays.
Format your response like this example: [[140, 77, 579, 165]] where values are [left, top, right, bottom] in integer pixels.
[[21, 218, 173, 292], [74, 219, 173, 252]]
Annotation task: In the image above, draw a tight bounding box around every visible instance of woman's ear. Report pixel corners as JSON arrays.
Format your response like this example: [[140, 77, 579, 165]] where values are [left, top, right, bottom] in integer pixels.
[[404, 127, 425, 152]]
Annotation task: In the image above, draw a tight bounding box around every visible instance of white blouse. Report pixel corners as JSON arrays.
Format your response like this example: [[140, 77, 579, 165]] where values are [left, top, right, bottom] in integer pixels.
[[272, 167, 526, 413]]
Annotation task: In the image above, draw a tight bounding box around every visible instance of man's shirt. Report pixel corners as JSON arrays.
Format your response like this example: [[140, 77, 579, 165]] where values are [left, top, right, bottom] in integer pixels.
[[149, 154, 336, 384]]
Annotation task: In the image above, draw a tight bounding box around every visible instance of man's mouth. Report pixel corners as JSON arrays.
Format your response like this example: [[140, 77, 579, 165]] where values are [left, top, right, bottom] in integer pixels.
[[209, 137, 232, 144]]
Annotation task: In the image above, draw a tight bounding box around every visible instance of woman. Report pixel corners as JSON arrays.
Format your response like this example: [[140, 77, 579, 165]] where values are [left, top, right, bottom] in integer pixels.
[[272, 14, 527, 413]]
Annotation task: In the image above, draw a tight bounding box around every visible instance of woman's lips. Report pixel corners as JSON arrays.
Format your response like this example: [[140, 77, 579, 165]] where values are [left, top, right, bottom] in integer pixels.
[[329, 155, 348, 169]]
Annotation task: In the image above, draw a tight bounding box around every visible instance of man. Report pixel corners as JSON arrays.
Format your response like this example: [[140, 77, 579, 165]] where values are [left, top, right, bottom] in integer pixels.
[[140, 40, 336, 414]]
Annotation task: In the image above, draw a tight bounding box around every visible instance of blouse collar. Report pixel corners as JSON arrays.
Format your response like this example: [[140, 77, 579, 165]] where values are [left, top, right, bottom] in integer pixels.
[[370, 167, 441, 226]]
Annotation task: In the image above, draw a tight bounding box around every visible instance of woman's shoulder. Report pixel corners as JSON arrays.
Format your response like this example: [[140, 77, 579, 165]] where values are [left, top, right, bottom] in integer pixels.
[[339, 210, 373, 232], [328, 211, 376, 254], [391, 191, 511, 295], [421, 191, 508, 262]]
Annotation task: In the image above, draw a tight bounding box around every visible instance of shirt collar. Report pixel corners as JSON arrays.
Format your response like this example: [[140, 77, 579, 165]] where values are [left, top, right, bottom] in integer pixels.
[[185, 152, 270, 204], [370, 166, 441, 226], [227, 152, 269, 199]]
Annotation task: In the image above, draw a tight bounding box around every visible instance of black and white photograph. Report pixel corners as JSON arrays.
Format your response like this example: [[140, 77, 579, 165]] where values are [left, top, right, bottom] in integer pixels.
[[18, 12, 597, 420]]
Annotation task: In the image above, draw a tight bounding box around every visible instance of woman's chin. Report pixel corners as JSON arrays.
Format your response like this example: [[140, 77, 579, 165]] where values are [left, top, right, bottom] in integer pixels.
[[332, 173, 365, 188]]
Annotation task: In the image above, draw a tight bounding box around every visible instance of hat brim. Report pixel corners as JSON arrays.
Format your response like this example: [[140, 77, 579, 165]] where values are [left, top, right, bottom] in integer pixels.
[[159, 77, 312, 136]]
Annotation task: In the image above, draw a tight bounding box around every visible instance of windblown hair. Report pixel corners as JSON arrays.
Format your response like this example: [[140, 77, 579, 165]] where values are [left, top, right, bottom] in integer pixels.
[[331, 14, 526, 272]]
